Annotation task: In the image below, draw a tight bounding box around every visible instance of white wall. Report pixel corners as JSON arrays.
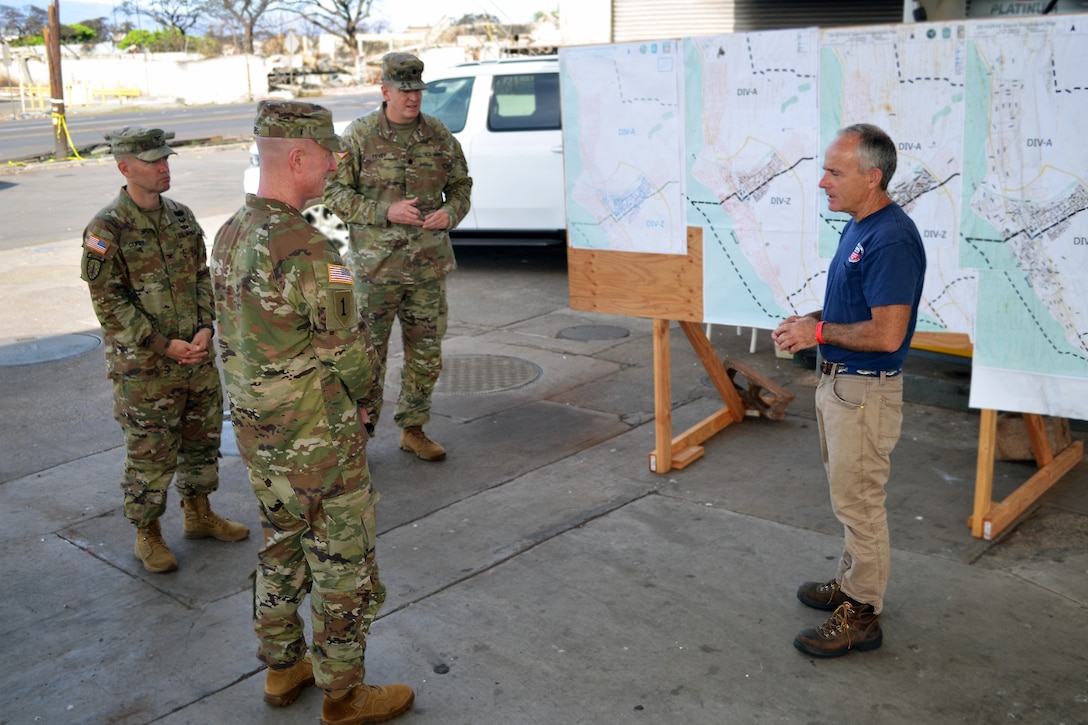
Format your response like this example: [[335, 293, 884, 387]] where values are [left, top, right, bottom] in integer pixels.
[[13, 52, 270, 107], [559, 0, 611, 46]]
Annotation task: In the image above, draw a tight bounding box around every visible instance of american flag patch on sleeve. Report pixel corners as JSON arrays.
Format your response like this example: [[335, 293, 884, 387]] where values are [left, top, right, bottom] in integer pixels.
[[86, 235, 111, 255], [327, 264, 354, 285]]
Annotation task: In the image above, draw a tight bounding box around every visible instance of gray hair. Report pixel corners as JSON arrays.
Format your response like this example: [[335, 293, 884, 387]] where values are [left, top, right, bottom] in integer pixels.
[[840, 123, 897, 190]]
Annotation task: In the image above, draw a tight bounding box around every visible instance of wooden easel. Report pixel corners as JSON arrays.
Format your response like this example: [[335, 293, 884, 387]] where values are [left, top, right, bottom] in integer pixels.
[[569, 228, 776, 474], [969, 410, 1083, 540], [649, 319, 746, 473], [913, 332, 1085, 540]]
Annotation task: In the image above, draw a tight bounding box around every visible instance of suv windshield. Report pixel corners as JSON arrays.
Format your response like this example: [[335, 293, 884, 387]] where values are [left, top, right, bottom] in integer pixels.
[[422, 77, 474, 133]]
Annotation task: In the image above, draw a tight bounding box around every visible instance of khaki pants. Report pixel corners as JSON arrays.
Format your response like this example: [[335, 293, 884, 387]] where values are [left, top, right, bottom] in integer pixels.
[[815, 370, 904, 614]]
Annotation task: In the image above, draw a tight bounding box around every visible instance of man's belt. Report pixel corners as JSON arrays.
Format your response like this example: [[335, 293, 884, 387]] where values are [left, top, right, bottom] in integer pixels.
[[820, 361, 901, 378]]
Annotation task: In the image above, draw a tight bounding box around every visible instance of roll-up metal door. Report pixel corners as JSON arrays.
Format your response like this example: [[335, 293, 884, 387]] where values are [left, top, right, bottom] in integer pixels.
[[612, 0, 734, 42], [612, 0, 906, 42], [731, 0, 904, 31]]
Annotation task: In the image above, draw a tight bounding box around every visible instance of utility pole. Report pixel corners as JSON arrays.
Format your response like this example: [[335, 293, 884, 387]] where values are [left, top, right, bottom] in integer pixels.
[[43, 1, 67, 160]]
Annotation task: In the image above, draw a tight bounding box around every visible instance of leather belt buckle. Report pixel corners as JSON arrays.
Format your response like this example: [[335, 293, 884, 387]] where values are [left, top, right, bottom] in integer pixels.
[[820, 361, 901, 378]]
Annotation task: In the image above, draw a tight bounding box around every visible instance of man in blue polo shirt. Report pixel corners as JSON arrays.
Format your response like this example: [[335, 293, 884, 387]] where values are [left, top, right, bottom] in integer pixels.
[[772, 123, 926, 658]]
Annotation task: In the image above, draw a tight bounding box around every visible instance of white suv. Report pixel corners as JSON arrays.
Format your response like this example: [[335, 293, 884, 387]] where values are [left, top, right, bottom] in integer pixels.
[[243, 56, 566, 247]]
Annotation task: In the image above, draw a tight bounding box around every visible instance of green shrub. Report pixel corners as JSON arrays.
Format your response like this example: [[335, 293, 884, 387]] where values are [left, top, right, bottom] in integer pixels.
[[116, 27, 220, 56]]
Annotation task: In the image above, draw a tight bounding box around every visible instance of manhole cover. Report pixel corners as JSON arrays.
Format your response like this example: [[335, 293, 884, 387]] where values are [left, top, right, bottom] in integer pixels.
[[0, 333, 101, 366], [434, 354, 541, 396], [557, 324, 629, 341]]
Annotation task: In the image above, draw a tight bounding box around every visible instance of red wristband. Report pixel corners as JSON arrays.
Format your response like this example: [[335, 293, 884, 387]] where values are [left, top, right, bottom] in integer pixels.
[[815, 320, 826, 345]]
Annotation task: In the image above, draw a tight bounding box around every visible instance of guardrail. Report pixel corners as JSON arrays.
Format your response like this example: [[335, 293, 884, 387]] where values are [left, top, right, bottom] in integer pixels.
[[1, 83, 143, 114], [1, 84, 51, 113], [89, 85, 141, 103]]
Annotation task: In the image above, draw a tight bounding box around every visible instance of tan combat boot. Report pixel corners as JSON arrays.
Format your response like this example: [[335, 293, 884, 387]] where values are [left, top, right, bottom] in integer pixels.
[[134, 519, 178, 573], [264, 653, 315, 707], [181, 494, 250, 541], [399, 426, 446, 461], [321, 683, 414, 725]]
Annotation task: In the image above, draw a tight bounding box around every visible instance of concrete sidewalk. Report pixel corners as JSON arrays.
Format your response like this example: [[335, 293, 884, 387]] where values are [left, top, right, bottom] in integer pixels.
[[1, 217, 1086, 724]]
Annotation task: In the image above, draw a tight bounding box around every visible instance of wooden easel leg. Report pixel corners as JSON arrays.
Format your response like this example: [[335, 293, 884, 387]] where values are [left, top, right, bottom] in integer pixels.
[[647, 319, 796, 474], [679, 320, 745, 420], [650, 319, 673, 473], [971, 409, 998, 539], [969, 410, 1084, 540], [1022, 413, 1054, 466]]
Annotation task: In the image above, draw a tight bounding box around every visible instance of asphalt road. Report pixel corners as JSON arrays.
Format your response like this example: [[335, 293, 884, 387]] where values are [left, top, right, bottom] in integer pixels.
[[0, 143, 252, 251], [0, 89, 384, 252], [0, 91, 382, 163]]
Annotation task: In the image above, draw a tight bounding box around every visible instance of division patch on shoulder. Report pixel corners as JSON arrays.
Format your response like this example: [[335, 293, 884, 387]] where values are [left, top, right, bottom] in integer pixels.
[[84, 257, 103, 280], [326, 289, 355, 330]]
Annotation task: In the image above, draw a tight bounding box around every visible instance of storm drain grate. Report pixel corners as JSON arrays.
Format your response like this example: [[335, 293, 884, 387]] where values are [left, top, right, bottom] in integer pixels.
[[433, 354, 542, 396], [0, 333, 102, 366], [557, 324, 630, 341]]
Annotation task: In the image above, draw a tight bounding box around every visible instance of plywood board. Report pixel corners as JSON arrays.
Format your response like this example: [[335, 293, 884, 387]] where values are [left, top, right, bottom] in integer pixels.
[[568, 227, 703, 322]]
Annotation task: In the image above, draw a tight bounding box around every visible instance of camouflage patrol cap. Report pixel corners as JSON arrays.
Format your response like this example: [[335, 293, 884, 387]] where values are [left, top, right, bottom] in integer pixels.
[[382, 52, 426, 91], [107, 126, 176, 161], [253, 100, 343, 152]]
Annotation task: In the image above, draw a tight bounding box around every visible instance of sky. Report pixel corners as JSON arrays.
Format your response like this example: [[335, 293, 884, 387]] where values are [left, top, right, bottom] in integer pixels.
[[24, 0, 557, 34]]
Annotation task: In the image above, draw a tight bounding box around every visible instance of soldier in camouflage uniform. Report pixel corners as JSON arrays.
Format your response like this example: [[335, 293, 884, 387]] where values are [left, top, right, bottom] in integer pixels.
[[324, 51, 473, 462], [212, 100, 413, 725], [81, 126, 249, 575]]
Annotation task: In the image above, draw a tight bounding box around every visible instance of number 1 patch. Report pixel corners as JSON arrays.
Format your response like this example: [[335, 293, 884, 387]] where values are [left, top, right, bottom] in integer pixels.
[[326, 289, 355, 330]]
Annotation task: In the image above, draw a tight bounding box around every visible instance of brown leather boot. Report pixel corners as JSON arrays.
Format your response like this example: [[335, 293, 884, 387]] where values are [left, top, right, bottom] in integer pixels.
[[134, 519, 178, 573], [399, 426, 446, 461], [796, 578, 848, 611], [794, 601, 883, 657], [264, 653, 314, 707], [321, 683, 414, 725], [181, 494, 250, 541]]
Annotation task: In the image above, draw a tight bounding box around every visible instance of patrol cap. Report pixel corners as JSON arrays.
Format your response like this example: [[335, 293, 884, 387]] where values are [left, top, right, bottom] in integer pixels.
[[253, 100, 343, 152], [382, 52, 426, 91], [107, 126, 176, 161]]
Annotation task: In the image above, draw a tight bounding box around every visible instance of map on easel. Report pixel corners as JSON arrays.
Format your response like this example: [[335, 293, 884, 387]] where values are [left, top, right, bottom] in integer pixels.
[[560, 41, 686, 255], [959, 17, 1088, 420], [560, 17, 1087, 533], [686, 28, 825, 330], [820, 20, 977, 339], [560, 16, 1088, 422]]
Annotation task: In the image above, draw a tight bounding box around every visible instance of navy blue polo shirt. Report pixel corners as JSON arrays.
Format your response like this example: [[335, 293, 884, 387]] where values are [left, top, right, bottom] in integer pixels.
[[819, 202, 926, 372]]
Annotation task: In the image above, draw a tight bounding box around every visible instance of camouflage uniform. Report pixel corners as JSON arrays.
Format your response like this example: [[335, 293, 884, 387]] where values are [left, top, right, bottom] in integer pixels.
[[82, 157, 221, 529], [324, 62, 472, 429], [212, 100, 384, 690]]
